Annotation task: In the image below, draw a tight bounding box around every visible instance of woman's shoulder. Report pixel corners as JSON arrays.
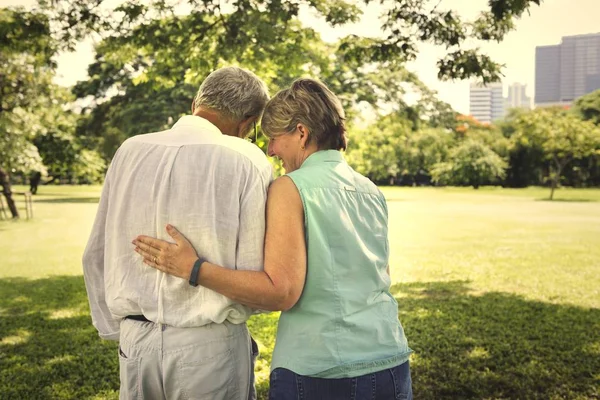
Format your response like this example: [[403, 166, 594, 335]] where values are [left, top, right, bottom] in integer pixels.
[[269, 175, 300, 197]]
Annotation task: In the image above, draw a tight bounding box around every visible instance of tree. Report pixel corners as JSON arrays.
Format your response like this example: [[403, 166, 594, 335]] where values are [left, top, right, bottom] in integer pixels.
[[403, 128, 455, 185], [573, 89, 600, 126], [3, 0, 546, 181], [430, 139, 507, 189], [512, 108, 600, 199], [346, 116, 409, 184], [0, 6, 108, 181], [497, 109, 545, 187], [31, 0, 544, 84], [74, 7, 456, 161], [0, 8, 54, 174]]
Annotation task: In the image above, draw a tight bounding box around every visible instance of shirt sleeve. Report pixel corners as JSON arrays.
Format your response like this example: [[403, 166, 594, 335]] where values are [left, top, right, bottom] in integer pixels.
[[82, 159, 121, 341]]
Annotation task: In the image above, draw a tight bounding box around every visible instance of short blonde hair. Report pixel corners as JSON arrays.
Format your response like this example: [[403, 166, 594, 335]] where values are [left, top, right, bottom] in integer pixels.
[[261, 78, 347, 151]]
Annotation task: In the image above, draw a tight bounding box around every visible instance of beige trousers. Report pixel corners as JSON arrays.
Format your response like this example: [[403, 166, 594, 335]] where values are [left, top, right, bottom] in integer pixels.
[[118, 318, 257, 400]]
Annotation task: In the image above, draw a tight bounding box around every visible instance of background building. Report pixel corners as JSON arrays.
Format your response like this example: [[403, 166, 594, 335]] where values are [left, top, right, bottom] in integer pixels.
[[535, 32, 600, 107], [506, 83, 532, 110], [469, 82, 505, 123]]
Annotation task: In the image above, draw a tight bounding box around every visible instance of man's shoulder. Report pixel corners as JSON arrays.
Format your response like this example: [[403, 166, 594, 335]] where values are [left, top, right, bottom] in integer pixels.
[[125, 129, 171, 144], [219, 137, 272, 171], [115, 129, 170, 152]]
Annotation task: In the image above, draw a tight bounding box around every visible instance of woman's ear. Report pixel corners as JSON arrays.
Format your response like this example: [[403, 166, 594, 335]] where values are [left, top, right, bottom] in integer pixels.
[[297, 124, 309, 148]]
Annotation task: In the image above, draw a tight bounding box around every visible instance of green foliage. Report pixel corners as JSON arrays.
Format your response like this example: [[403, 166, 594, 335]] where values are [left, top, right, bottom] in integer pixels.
[[0, 8, 56, 117], [349, 107, 600, 190], [0, 8, 54, 64], [0, 6, 105, 182], [573, 89, 600, 126], [346, 115, 409, 183], [464, 124, 510, 159], [2, 0, 548, 184], [511, 108, 600, 198], [35, 0, 545, 84], [402, 128, 455, 184], [431, 139, 507, 188], [0, 108, 47, 174]]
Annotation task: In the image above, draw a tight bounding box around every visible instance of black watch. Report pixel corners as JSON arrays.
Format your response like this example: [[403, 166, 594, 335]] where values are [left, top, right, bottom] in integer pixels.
[[189, 258, 206, 287]]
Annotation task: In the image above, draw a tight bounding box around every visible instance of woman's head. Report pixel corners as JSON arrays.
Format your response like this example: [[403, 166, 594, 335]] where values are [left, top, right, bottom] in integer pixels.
[[263, 78, 347, 149], [261, 78, 347, 172]]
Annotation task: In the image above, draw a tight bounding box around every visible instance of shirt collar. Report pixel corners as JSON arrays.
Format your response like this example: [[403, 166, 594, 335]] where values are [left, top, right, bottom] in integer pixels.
[[300, 150, 345, 169], [172, 115, 222, 135]]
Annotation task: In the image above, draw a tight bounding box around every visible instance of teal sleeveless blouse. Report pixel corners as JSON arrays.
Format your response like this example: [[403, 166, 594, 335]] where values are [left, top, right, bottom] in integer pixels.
[[270, 150, 412, 378]]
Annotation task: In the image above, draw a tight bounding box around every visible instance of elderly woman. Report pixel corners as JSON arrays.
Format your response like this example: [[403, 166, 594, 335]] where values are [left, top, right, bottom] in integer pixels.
[[133, 78, 413, 399]]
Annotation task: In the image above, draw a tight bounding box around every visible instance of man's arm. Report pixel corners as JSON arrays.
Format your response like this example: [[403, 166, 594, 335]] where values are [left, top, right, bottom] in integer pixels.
[[82, 166, 120, 340]]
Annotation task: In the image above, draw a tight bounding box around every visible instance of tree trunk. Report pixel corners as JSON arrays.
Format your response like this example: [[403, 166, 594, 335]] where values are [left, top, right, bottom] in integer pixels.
[[549, 160, 567, 200]]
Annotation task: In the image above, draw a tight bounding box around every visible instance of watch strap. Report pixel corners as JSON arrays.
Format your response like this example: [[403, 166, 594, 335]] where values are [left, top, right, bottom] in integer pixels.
[[189, 258, 206, 287]]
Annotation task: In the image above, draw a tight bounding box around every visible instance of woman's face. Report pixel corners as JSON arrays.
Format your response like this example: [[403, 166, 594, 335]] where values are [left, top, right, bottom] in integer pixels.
[[267, 128, 304, 173]]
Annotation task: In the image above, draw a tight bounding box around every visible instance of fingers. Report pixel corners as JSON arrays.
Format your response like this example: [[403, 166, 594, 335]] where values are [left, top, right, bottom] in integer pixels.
[[166, 224, 179, 239], [166, 224, 191, 246], [133, 245, 156, 265], [135, 235, 168, 251], [133, 239, 160, 258], [142, 256, 163, 272], [135, 247, 165, 271]]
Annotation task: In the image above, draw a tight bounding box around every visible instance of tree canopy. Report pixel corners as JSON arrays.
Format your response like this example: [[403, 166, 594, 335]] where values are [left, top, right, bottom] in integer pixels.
[[510, 108, 600, 199], [573, 89, 600, 126], [9, 0, 599, 196]]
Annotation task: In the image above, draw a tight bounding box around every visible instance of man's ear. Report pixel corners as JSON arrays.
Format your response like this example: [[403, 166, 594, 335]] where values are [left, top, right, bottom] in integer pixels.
[[190, 100, 195, 114], [238, 116, 256, 139]]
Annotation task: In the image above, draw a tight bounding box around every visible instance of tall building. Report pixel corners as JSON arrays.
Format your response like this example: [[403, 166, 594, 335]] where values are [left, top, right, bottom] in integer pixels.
[[469, 82, 505, 123], [506, 83, 532, 110], [535, 32, 600, 107]]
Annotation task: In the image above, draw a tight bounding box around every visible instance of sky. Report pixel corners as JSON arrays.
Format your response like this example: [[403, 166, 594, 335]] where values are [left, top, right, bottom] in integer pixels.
[[2, 0, 600, 115]]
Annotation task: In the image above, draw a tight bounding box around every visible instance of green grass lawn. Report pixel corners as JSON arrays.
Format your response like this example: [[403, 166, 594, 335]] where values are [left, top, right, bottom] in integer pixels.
[[1, 185, 599, 399]]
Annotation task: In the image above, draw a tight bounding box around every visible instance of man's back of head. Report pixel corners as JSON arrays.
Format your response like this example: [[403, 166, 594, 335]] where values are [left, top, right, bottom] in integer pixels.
[[192, 67, 269, 138]]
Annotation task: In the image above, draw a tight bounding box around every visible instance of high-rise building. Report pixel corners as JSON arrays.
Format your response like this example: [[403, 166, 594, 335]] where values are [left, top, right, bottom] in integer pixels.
[[506, 83, 532, 110], [469, 82, 505, 123], [535, 32, 600, 107]]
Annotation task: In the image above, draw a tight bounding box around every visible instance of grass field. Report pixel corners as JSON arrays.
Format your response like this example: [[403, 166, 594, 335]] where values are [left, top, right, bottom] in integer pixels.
[[1, 185, 599, 399]]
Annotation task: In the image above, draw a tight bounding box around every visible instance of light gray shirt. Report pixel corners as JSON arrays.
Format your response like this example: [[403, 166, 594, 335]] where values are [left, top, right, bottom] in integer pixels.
[[83, 115, 273, 340]]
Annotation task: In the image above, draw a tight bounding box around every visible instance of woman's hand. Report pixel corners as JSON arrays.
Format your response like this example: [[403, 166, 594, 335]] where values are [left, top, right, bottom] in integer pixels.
[[132, 224, 199, 280]]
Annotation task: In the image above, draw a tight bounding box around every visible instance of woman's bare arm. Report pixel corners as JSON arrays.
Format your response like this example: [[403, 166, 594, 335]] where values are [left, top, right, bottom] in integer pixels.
[[133, 176, 307, 311]]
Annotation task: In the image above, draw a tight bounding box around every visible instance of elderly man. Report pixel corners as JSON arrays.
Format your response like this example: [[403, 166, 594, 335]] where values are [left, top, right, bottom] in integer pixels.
[[83, 67, 272, 400]]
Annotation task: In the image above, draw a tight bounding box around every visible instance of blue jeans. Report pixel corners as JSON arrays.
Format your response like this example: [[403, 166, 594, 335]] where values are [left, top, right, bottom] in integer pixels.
[[269, 361, 412, 400]]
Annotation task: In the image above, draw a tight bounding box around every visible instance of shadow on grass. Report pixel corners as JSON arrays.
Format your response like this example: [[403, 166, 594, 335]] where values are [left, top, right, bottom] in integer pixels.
[[0, 276, 119, 399], [392, 281, 600, 400], [535, 198, 598, 203], [34, 197, 100, 204], [2, 277, 598, 400]]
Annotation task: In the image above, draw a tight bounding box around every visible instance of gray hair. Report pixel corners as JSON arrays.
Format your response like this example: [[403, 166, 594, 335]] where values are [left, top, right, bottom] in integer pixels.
[[261, 78, 347, 151], [193, 67, 269, 123]]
